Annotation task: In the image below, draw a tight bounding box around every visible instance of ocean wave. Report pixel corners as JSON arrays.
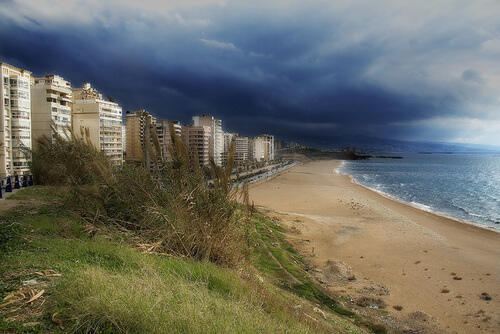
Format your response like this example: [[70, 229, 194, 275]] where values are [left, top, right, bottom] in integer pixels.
[[409, 201, 433, 212], [334, 160, 346, 174], [342, 168, 499, 231], [449, 201, 472, 216], [333, 160, 347, 175]]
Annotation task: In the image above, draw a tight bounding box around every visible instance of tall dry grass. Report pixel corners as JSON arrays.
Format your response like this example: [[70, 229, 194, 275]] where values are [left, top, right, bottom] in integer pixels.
[[29, 123, 249, 266], [28, 124, 112, 185]]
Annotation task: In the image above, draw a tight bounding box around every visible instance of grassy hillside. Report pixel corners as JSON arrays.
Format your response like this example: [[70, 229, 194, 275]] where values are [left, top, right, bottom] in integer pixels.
[[0, 187, 379, 333]]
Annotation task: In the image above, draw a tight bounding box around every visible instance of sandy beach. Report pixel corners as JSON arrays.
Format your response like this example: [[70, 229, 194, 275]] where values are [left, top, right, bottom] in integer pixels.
[[249, 160, 500, 333]]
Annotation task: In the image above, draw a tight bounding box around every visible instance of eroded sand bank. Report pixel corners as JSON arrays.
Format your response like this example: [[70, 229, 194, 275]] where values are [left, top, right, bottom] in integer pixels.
[[249, 160, 499, 333]]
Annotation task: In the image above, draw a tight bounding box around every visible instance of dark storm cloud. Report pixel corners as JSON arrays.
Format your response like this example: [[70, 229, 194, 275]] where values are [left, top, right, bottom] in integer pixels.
[[1, 1, 499, 145]]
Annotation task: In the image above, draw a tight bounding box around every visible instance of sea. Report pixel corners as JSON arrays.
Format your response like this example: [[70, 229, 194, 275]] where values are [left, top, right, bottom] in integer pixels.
[[339, 153, 500, 230]]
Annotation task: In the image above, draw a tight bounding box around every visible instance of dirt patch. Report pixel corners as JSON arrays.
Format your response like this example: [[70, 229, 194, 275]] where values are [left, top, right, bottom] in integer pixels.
[[322, 260, 354, 282]]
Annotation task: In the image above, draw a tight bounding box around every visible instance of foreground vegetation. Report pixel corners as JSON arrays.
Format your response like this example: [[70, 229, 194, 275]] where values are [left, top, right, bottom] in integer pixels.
[[0, 126, 384, 333], [0, 187, 374, 333], [28, 125, 251, 266]]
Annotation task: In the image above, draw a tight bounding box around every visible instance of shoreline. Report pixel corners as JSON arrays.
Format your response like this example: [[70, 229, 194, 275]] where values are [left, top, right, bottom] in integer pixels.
[[336, 161, 500, 234], [249, 160, 500, 334]]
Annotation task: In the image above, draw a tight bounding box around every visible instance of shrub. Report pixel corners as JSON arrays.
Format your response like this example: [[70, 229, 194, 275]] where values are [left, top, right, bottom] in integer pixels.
[[28, 122, 250, 266], [28, 124, 112, 185]]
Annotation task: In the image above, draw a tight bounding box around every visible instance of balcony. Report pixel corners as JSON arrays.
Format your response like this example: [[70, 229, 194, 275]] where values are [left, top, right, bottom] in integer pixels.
[[59, 96, 72, 103]]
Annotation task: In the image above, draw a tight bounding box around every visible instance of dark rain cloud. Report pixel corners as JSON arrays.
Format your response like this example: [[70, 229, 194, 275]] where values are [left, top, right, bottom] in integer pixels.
[[0, 1, 499, 146]]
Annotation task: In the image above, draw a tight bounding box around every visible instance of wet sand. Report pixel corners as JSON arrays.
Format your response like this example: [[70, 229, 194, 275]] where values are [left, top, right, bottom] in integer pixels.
[[249, 160, 500, 333]]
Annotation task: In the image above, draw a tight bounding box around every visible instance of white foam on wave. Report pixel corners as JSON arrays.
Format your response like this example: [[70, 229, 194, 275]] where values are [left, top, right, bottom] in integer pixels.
[[334, 160, 346, 174], [409, 201, 433, 212], [344, 170, 500, 232], [338, 156, 500, 232]]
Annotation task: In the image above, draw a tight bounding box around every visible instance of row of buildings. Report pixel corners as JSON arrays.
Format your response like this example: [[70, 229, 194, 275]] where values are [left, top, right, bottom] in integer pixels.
[[0, 61, 275, 177], [125, 110, 275, 167]]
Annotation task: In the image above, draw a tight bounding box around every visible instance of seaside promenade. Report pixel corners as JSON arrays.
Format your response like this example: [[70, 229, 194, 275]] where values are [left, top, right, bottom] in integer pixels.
[[249, 160, 500, 334]]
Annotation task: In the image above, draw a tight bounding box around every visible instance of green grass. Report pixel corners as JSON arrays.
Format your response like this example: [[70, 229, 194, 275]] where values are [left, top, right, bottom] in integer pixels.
[[0, 187, 372, 333], [5, 185, 65, 201], [252, 215, 347, 311]]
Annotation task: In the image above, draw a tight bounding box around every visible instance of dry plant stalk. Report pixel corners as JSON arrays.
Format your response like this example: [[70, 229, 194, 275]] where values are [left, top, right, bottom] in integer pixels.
[[28, 121, 252, 266]]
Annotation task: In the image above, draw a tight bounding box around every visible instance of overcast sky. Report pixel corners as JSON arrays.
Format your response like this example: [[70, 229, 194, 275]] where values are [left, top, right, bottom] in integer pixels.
[[1, 0, 499, 146]]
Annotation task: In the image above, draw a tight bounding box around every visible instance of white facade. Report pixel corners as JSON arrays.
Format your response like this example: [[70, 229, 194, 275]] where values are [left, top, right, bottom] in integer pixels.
[[192, 115, 223, 166], [251, 137, 266, 162], [122, 124, 126, 156], [251, 134, 275, 162], [72, 83, 123, 164], [261, 134, 275, 161], [213, 118, 223, 166], [0, 62, 32, 176], [31, 74, 72, 143]]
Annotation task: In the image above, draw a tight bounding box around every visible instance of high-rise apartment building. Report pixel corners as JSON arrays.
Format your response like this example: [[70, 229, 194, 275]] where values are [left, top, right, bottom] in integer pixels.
[[250, 136, 266, 162], [213, 118, 223, 165], [260, 134, 275, 161], [192, 115, 223, 166], [182, 125, 211, 166], [250, 134, 275, 162], [125, 109, 157, 164], [234, 136, 249, 165], [72, 83, 123, 164], [156, 119, 182, 162], [31, 74, 72, 144], [0, 62, 32, 177], [122, 124, 126, 157]]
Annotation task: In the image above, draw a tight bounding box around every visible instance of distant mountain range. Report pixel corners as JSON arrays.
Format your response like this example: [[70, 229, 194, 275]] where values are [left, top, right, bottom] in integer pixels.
[[307, 135, 500, 154]]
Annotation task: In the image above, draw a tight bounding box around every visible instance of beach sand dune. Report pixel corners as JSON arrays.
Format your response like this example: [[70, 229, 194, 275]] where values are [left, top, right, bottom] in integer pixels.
[[250, 160, 500, 334]]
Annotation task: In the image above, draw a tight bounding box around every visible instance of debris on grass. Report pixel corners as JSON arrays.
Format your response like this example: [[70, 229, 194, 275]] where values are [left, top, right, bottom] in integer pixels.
[[22, 322, 40, 328], [313, 307, 327, 319], [27, 290, 45, 304], [34, 269, 62, 277], [22, 279, 39, 286]]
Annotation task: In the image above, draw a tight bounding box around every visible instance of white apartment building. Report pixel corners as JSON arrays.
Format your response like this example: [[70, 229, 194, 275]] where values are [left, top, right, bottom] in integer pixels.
[[251, 136, 266, 162], [122, 124, 126, 157], [261, 134, 275, 161], [0, 62, 32, 177], [192, 115, 223, 166], [251, 134, 275, 162], [182, 125, 211, 166], [156, 119, 182, 161], [31, 74, 72, 144], [72, 83, 123, 164]]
